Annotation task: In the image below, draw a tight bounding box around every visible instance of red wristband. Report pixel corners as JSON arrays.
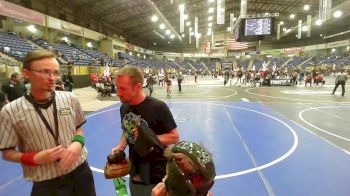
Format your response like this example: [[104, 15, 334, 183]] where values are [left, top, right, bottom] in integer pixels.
[[21, 152, 38, 166]]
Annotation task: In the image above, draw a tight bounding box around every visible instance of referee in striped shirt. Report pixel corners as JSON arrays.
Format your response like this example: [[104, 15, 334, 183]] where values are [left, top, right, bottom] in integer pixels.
[[0, 50, 96, 196]]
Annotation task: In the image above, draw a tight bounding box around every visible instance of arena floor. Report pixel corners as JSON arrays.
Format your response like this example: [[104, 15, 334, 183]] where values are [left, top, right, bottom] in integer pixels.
[[1, 76, 350, 196]]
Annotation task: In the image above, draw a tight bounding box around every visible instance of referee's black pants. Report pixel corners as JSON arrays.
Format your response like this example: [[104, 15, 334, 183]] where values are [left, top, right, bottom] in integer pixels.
[[31, 162, 96, 196], [332, 81, 345, 96]]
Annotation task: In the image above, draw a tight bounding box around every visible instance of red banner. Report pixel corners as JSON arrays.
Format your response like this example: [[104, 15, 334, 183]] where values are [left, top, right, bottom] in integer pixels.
[[283, 47, 304, 53], [0, 0, 45, 25]]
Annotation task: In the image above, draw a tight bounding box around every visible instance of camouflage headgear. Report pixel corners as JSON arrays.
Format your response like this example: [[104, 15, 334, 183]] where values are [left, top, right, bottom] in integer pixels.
[[165, 141, 216, 196]]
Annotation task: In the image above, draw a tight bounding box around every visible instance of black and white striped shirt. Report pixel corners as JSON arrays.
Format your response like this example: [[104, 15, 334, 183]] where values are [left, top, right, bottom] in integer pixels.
[[0, 91, 87, 182]]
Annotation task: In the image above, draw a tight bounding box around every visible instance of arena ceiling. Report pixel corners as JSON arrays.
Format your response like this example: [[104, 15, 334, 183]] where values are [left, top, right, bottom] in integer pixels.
[[8, 0, 350, 51]]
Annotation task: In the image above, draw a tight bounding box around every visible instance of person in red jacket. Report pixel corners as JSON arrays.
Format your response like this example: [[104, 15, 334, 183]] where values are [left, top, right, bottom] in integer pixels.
[[315, 73, 325, 86]]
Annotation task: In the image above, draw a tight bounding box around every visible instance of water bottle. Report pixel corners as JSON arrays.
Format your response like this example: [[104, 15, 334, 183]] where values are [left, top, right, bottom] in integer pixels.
[[113, 177, 128, 196]]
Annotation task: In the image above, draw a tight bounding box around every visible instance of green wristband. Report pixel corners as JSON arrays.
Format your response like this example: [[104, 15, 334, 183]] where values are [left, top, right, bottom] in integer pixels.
[[72, 135, 85, 147]]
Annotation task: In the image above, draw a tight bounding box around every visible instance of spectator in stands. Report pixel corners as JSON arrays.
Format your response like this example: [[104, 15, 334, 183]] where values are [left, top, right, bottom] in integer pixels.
[[165, 74, 172, 96], [312, 68, 317, 86], [236, 69, 243, 84], [194, 72, 198, 83], [291, 71, 298, 85], [1, 72, 26, 102], [176, 72, 184, 92], [63, 72, 74, 92], [332, 69, 349, 96], [146, 74, 157, 97], [158, 73, 164, 86], [298, 71, 304, 85], [315, 73, 325, 86], [0, 90, 8, 110], [90, 73, 98, 89], [305, 74, 313, 87], [55, 77, 65, 91]]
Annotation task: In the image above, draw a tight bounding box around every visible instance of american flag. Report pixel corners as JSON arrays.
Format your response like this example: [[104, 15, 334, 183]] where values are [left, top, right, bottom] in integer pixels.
[[227, 38, 248, 50]]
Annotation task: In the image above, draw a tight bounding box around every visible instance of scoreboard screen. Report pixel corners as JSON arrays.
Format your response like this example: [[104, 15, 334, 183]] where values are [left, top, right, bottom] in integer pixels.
[[244, 18, 272, 36]]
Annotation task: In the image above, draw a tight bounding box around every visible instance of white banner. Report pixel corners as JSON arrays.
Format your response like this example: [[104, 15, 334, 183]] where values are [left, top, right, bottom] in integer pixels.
[[297, 20, 302, 39], [217, 0, 225, 24], [307, 15, 312, 37], [240, 0, 247, 18], [179, 4, 185, 33], [229, 13, 234, 34], [195, 17, 199, 48], [277, 24, 281, 40]]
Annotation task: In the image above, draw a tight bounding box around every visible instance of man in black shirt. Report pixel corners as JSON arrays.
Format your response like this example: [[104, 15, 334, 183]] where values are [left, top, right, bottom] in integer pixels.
[[112, 66, 179, 196], [1, 72, 26, 102], [0, 91, 8, 110]]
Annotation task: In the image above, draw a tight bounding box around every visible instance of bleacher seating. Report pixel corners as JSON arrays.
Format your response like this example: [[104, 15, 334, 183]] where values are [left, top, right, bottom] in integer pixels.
[[0, 32, 39, 61]]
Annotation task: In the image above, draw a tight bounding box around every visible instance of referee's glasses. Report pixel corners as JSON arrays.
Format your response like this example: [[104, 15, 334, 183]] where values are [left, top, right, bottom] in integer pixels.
[[29, 69, 60, 78]]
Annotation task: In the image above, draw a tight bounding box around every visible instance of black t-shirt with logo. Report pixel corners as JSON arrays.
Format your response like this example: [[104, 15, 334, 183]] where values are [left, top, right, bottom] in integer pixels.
[[120, 96, 177, 183], [1, 81, 26, 102], [0, 91, 6, 110]]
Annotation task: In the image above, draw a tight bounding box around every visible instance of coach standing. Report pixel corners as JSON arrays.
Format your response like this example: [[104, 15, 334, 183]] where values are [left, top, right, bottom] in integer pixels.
[[0, 50, 96, 196]]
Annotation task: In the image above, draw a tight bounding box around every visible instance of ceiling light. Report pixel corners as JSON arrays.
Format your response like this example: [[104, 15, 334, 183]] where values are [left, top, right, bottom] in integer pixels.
[[279, 21, 284, 25], [347, 46, 349, 51], [286, 29, 291, 33], [208, 16, 213, 21], [283, 27, 287, 32], [302, 26, 308, 31], [168, 41, 171, 44], [165, 29, 171, 35], [208, 28, 212, 32], [86, 42, 93, 48], [331, 48, 336, 52], [184, 14, 188, 20], [315, 19, 322, 26], [195, 33, 202, 38], [159, 23, 165, 29], [170, 34, 175, 39], [190, 32, 194, 35], [154, 42, 156, 45], [207, 31, 211, 36], [320, 34, 323, 37], [208, 7, 214, 13], [227, 27, 231, 31], [186, 21, 191, 26], [151, 15, 158, 22], [181, 33, 185, 38], [236, 55, 240, 59], [265, 13, 269, 16], [333, 10, 342, 18], [27, 25, 37, 33], [208, 0, 214, 2], [208, 23, 212, 27], [290, 14, 295, 19], [233, 17, 237, 21], [304, 4, 310, 11]]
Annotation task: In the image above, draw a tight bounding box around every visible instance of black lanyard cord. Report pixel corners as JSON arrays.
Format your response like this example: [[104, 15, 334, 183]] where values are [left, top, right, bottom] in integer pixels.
[[25, 92, 59, 146]]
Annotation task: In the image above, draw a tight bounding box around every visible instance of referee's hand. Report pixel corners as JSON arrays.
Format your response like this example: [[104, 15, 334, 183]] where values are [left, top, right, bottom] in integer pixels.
[[58, 142, 82, 170], [151, 182, 167, 196], [34, 145, 63, 165]]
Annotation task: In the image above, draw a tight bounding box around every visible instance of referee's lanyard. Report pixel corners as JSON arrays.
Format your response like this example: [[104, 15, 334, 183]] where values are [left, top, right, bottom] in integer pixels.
[[25, 92, 60, 146]]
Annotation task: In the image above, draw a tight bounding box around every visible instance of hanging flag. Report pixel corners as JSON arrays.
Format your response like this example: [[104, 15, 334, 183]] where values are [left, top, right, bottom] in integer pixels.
[[298, 20, 302, 39], [240, 0, 247, 18], [227, 38, 248, 50], [179, 4, 185, 33], [217, 0, 225, 24], [307, 15, 312, 37], [189, 27, 192, 44], [195, 17, 199, 48], [229, 13, 235, 34], [277, 24, 281, 40]]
